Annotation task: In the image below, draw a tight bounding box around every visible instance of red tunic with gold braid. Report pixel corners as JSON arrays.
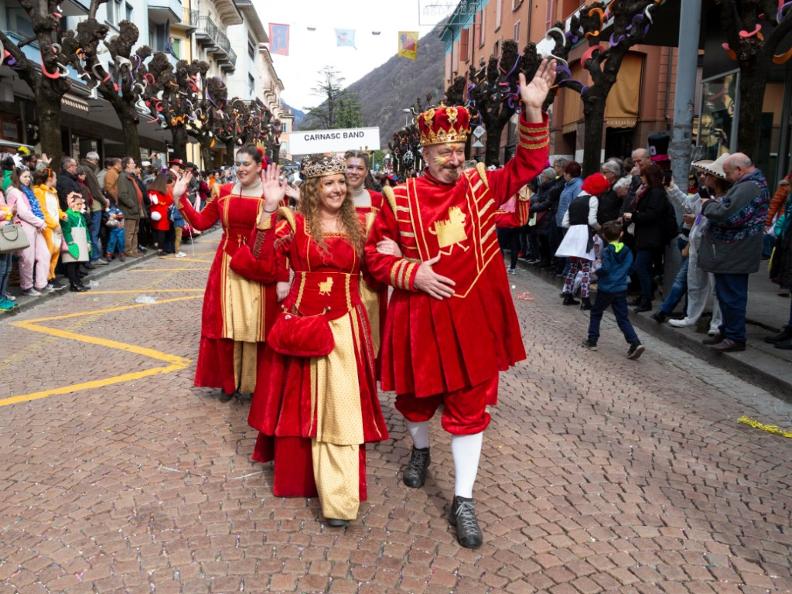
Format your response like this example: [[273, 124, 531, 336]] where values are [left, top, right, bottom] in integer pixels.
[[365, 114, 549, 400], [356, 189, 388, 354], [178, 182, 288, 395]]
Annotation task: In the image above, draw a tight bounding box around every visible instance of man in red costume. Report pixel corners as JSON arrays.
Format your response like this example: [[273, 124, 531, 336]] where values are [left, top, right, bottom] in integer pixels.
[[365, 59, 556, 548]]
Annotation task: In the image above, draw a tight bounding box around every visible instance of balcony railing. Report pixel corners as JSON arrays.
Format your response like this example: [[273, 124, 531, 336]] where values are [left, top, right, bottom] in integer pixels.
[[190, 10, 236, 71]]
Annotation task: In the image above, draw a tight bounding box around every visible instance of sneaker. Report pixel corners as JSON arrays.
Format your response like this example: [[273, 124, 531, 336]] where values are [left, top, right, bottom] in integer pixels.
[[650, 311, 668, 324], [21, 288, 41, 297], [627, 343, 645, 360], [0, 297, 17, 312], [668, 317, 694, 328], [562, 294, 579, 306], [765, 327, 792, 344], [402, 447, 430, 488], [96, 258, 110, 266], [581, 339, 598, 351], [507, 267, 516, 274], [708, 338, 746, 353], [449, 496, 483, 549], [175, 251, 187, 258], [2, 293, 16, 302], [44, 284, 57, 293], [325, 518, 349, 528]]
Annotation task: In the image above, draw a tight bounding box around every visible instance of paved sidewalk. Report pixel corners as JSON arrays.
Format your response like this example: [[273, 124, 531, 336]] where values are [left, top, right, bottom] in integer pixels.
[[522, 261, 792, 401], [1, 240, 791, 593]]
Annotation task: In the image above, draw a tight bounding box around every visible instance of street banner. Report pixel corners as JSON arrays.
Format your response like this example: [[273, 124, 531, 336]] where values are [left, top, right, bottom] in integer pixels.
[[335, 29, 356, 48], [290, 127, 381, 155], [269, 23, 290, 56], [398, 31, 419, 60]]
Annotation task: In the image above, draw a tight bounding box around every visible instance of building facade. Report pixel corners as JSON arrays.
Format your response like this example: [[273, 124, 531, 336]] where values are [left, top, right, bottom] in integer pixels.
[[0, 0, 288, 167]]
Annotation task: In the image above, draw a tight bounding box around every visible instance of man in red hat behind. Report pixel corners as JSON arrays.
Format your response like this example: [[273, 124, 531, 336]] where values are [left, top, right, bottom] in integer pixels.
[[365, 59, 556, 548]]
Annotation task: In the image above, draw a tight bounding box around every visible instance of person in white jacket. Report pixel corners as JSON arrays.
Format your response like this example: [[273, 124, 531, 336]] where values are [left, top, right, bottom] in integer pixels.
[[664, 155, 731, 333]]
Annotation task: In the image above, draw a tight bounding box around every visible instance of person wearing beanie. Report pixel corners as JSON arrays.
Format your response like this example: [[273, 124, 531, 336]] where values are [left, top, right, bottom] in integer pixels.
[[555, 172, 609, 309]]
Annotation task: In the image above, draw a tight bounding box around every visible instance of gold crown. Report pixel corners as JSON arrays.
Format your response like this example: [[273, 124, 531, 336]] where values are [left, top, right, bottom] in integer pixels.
[[301, 154, 347, 179]]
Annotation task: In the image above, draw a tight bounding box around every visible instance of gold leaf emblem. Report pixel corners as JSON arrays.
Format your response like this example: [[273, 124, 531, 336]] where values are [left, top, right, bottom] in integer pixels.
[[318, 276, 334, 296], [430, 207, 469, 251]]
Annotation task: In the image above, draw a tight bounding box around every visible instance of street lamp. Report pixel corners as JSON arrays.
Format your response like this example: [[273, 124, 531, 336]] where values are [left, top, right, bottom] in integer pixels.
[[402, 108, 413, 127]]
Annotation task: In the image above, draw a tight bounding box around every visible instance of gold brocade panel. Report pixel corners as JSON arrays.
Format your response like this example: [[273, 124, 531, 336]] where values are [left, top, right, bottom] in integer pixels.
[[221, 253, 265, 343], [605, 53, 642, 128], [309, 314, 365, 445]]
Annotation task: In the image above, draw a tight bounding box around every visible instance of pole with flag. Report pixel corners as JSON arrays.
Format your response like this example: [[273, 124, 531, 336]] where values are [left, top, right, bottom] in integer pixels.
[[398, 31, 419, 60]]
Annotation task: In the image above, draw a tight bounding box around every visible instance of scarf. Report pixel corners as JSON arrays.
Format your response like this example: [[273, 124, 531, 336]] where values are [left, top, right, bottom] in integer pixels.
[[21, 185, 45, 220]]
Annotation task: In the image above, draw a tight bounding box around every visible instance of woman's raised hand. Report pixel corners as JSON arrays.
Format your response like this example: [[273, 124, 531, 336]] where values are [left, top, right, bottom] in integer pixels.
[[262, 164, 286, 211], [172, 171, 193, 204]]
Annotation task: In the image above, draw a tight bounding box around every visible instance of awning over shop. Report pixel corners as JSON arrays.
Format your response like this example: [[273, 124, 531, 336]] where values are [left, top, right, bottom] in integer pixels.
[[604, 53, 642, 129], [559, 52, 643, 133]]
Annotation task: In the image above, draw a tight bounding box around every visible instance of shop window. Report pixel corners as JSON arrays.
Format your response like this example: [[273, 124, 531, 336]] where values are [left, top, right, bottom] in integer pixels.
[[495, 0, 503, 30], [5, 7, 34, 39], [478, 10, 486, 48]]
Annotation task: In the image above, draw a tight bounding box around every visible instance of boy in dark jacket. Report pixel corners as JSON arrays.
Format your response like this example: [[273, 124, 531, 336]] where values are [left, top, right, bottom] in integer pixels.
[[583, 221, 645, 359]]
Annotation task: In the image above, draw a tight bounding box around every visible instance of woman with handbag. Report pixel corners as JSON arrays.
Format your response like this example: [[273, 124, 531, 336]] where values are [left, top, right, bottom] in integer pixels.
[[33, 168, 65, 289], [0, 189, 19, 311], [171, 145, 290, 402], [244, 157, 389, 527], [5, 167, 50, 296]]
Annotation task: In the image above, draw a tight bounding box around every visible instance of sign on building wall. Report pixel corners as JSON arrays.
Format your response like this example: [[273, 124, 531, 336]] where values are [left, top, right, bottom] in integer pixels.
[[289, 127, 380, 155]]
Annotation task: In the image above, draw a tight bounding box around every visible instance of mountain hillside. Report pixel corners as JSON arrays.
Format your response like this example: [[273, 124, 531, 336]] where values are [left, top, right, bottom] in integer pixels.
[[282, 103, 306, 129], [300, 24, 446, 146]]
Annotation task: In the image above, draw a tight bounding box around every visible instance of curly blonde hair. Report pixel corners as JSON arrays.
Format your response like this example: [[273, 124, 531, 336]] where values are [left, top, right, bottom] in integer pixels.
[[298, 175, 365, 253]]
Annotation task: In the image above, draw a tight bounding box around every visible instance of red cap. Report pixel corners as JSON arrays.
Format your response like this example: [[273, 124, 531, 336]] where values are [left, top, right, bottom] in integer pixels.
[[581, 173, 610, 196]]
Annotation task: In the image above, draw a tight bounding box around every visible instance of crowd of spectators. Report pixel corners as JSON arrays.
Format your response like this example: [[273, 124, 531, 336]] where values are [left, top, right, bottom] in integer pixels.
[[500, 143, 792, 354], [0, 147, 224, 311]]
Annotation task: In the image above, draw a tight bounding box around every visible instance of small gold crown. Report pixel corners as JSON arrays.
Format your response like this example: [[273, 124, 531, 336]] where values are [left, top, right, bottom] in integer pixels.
[[301, 154, 347, 179]]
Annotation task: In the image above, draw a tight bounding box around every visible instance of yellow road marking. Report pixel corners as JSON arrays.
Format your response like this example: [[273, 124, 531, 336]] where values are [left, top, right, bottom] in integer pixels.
[[0, 296, 199, 407], [77, 289, 204, 295], [168, 257, 212, 263], [128, 268, 209, 272]]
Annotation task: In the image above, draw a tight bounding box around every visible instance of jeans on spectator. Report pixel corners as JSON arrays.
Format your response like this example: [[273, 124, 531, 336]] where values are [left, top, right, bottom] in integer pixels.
[[632, 248, 655, 303], [89, 210, 103, 261], [0, 253, 12, 297], [587, 290, 640, 345], [107, 227, 125, 255], [659, 256, 689, 314], [714, 273, 749, 343]]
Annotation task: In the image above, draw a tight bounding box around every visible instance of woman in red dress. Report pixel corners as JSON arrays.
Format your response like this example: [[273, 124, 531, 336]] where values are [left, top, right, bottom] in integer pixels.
[[246, 156, 389, 527], [345, 150, 388, 353], [147, 172, 173, 256], [171, 146, 289, 402]]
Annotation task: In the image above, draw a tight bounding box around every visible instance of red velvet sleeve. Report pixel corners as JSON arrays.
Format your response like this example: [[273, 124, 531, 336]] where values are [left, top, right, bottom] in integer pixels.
[[229, 215, 293, 284], [486, 113, 550, 206], [364, 202, 420, 291], [178, 193, 219, 230]]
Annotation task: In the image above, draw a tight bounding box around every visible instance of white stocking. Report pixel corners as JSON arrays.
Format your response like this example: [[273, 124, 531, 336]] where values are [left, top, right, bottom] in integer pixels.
[[451, 432, 483, 498], [406, 420, 430, 449]]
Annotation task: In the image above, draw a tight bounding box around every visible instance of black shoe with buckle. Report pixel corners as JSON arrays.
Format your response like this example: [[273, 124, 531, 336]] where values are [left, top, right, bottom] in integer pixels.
[[449, 496, 483, 549], [402, 447, 430, 488], [325, 518, 349, 528]]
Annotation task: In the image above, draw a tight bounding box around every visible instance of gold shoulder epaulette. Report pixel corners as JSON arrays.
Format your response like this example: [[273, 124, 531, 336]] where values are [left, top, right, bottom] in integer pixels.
[[475, 162, 490, 188], [382, 186, 398, 214]]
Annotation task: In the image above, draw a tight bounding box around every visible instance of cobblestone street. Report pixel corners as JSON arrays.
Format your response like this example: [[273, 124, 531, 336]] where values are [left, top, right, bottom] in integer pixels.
[[1, 232, 790, 594]]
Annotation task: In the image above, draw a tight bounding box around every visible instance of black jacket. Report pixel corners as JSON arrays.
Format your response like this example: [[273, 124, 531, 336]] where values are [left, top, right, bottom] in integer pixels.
[[56, 170, 81, 210], [626, 186, 669, 250], [597, 189, 623, 225], [531, 177, 564, 232]]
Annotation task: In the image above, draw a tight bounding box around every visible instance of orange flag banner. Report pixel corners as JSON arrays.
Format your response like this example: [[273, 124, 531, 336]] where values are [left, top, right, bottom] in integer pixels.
[[398, 31, 419, 60]]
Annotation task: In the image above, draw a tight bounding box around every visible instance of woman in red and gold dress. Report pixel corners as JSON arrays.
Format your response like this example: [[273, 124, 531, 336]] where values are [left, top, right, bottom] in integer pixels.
[[171, 146, 289, 402], [246, 156, 388, 527], [345, 150, 387, 352]]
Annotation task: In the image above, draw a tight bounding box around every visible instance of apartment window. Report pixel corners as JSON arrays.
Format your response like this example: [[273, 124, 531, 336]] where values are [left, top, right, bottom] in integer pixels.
[[171, 37, 181, 59], [513, 20, 520, 42], [459, 28, 470, 63], [248, 39, 255, 60], [5, 7, 34, 38], [149, 23, 168, 52], [512, 0, 523, 9], [495, 0, 503, 30], [106, 0, 123, 26], [248, 74, 255, 98], [478, 10, 486, 48], [125, 2, 132, 21]]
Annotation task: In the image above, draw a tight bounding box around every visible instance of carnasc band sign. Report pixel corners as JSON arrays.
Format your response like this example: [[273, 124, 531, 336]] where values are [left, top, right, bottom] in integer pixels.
[[289, 127, 380, 155]]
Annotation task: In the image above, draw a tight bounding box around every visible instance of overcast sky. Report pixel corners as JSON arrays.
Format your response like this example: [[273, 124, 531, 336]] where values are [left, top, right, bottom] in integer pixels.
[[258, 0, 457, 110]]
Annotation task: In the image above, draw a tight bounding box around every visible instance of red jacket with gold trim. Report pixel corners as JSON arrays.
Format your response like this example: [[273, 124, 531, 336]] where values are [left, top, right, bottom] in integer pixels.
[[365, 114, 549, 397]]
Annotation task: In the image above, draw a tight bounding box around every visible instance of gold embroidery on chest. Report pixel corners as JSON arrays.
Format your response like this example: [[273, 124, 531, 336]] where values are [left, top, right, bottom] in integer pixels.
[[429, 206, 469, 253], [318, 276, 334, 296]]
